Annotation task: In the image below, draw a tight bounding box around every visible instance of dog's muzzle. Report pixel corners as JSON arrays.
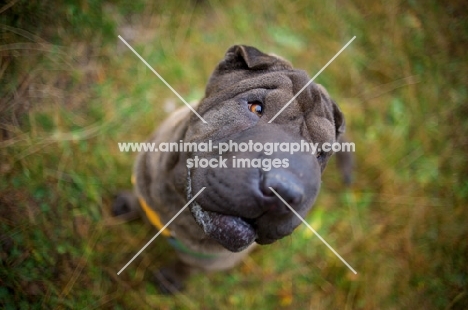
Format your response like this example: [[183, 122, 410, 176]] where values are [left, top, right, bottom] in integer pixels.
[[187, 169, 257, 252], [185, 126, 321, 252]]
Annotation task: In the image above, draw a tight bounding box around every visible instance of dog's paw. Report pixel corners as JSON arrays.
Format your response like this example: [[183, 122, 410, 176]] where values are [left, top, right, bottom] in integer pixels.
[[153, 268, 186, 295], [111, 191, 140, 220], [152, 261, 193, 295]]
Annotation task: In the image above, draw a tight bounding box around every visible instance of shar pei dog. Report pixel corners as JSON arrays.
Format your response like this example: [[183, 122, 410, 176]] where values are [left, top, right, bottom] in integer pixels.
[[113, 45, 349, 293]]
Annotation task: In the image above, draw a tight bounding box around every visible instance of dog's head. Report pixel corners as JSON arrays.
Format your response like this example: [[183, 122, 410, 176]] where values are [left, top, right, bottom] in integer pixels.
[[185, 45, 345, 252]]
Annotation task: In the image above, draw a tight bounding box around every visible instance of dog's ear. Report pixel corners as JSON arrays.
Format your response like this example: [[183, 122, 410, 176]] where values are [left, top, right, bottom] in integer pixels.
[[217, 45, 293, 71], [331, 99, 345, 140], [317, 84, 345, 140], [316, 85, 353, 184], [205, 45, 292, 97]]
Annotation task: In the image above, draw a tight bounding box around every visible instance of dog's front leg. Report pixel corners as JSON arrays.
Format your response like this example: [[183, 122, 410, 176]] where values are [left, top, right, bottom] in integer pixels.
[[153, 259, 194, 294], [111, 191, 142, 221]]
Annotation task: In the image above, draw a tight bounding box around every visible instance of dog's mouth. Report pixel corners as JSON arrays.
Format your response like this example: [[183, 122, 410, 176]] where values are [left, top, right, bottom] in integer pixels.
[[187, 169, 257, 252], [190, 201, 257, 252]]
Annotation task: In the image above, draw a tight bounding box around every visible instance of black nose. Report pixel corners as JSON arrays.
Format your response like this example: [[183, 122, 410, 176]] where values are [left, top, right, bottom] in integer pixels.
[[260, 170, 305, 214]]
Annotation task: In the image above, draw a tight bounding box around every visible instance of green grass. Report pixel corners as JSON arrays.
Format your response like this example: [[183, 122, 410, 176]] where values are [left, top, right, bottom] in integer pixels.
[[1, 0, 467, 309]]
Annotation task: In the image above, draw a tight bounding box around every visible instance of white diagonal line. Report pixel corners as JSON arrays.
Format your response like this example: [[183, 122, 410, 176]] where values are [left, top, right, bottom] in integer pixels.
[[117, 187, 206, 275], [118, 35, 208, 124], [269, 187, 357, 274], [268, 36, 356, 123]]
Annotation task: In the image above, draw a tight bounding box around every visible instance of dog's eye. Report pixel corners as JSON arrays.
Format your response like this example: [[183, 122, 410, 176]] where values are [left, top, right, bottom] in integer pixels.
[[248, 101, 263, 116]]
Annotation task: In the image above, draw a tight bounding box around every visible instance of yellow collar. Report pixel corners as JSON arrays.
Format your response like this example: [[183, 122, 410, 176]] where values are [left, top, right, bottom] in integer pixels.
[[132, 175, 171, 237]]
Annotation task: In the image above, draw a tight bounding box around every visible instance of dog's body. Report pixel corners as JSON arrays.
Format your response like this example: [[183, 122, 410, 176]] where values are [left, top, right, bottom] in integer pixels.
[[113, 45, 347, 293], [134, 106, 258, 271]]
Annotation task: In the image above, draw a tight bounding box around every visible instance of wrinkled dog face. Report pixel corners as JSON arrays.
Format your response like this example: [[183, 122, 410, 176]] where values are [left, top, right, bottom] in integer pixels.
[[185, 45, 345, 252]]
